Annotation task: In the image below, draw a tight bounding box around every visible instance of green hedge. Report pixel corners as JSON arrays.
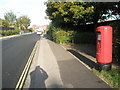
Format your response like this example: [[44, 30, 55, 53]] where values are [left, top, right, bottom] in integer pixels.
[[47, 24, 96, 44], [74, 32, 96, 44], [55, 29, 76, 44], [0, 29, 20, 36], [109, 21, 120, 64]]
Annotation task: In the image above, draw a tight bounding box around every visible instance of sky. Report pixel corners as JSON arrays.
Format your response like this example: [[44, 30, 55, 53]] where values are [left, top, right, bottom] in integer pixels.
[[0, 0, 51, 26]]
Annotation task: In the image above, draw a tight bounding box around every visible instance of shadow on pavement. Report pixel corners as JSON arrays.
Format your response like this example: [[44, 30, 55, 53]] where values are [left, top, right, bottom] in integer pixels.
[[30, 66, 48, 88], [43, 34, 52, 40], [67, 49, 99, 70], [71, 44, 96, 58]]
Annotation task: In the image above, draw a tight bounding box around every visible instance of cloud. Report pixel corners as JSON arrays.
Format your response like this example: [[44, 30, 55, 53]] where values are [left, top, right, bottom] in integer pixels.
[[0, 0, 50, 26]]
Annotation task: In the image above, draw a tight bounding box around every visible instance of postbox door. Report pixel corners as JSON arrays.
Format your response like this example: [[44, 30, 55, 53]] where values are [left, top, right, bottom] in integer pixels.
[[97, 32, 101, 61]]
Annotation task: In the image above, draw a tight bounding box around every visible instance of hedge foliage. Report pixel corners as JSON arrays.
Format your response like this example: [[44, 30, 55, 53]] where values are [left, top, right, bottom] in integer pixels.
[[47, 24, 96, 44], [109, 20, 120, 64], [0, 29, 20, 36]]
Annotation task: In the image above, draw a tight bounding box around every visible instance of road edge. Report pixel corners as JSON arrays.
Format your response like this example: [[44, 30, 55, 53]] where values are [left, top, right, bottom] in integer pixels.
[[15, 40, 39, 89], [0, 32, 33, 40]]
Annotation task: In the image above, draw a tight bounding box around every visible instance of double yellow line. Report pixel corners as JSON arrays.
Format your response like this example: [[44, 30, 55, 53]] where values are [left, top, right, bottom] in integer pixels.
[[15, 40, 39, 89]]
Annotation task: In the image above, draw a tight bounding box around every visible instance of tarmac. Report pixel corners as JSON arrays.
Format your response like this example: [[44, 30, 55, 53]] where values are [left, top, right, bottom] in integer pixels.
[[23, 34, 111, 88]]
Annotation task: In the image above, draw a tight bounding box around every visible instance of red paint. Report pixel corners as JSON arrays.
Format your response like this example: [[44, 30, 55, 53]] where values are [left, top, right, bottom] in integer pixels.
[[96, 26, 112, 64]]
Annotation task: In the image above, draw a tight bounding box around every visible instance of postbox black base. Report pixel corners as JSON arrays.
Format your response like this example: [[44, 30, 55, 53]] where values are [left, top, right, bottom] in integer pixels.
[[97, 62, 112, 71]]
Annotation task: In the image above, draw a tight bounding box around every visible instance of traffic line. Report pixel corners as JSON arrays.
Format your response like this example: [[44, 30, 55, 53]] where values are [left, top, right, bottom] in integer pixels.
[[15, 40, 39, 89]]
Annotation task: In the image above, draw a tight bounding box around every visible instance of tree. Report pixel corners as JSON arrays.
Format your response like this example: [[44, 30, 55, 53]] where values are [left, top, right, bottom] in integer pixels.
[[45, 2, 94, 26], [16, 15, 31, 30], [0, 19, 3, 27], [91, 2, 120, 30], [4, 11, 16, 23], [45, 1, 120, 29], [2, 20, 9, 28], [108, 2, 120, 20]]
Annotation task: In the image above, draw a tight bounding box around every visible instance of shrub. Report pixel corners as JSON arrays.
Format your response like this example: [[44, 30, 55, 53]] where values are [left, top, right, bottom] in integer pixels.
[[55, 29, 76, 44], [74, 32, 96, 44], [109, 20, 120, 64], [47, 24, 96, 44], [47, 24, 55, 41], [29, 28, 34, 32], [0, 29, 20, 36]]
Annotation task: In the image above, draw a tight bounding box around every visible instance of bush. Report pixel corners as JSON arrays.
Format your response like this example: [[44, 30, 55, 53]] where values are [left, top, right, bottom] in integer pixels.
[[55, 29, 76, 44], [47, 24, 96, 44], [0, 29, 20, 36], [29, 28, 34, 32], [109, 20, 120, 64], [47, 24, 55, 40], [74, 32, 96, 44]]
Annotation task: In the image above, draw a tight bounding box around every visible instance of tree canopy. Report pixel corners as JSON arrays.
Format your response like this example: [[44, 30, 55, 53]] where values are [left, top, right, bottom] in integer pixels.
[[4, 11, 16, 23], [2, 11, 31, 30], [45, 2, 120, 27], [45, 2, 94, 26], [16, 15, 31, 30], [2, 20, 9, 27]]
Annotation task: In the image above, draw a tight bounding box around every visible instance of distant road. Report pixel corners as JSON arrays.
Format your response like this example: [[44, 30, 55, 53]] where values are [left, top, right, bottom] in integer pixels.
[[2, 33, 40, 88]]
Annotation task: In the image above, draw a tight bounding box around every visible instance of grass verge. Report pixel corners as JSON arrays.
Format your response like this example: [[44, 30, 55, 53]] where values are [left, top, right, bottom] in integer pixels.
[[92, 67, 120, 88]]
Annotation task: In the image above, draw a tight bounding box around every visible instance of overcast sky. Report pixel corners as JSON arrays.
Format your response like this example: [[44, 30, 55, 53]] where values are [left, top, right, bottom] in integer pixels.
[[0, 0, 51, 26]]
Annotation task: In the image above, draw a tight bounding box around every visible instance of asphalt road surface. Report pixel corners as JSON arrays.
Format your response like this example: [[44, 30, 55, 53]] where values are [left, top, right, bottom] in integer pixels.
[[2, 33, 40, 88]]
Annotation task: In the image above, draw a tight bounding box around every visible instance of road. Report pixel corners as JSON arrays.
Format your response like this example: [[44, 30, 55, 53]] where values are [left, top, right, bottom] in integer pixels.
[[2, 33, 40, 88]]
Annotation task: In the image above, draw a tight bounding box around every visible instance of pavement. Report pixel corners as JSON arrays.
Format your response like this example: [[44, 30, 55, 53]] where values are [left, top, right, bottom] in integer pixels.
[[23, 34, 111, 88]]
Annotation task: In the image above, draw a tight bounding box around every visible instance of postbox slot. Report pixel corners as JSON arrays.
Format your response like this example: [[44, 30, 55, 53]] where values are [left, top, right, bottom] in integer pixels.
[[97, 32, 101, 53], [97, 32, 101, 40]]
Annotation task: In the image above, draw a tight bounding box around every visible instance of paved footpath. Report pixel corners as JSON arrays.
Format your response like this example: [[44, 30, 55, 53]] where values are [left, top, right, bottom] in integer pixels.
[[24, 35, 110, 88]]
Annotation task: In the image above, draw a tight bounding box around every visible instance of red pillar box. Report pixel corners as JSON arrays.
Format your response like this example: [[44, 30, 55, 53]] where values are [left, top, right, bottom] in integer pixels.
[[96, 26, 112, 70]]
